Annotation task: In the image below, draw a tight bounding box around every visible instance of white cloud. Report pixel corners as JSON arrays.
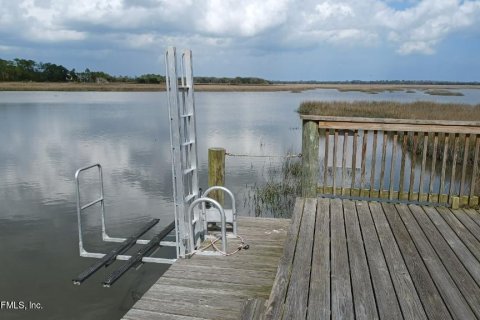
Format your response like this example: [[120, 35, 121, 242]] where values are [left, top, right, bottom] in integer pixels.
[[0, 0, 479, 56], [397, 41, 436, 54], [379, 0, 480, 54], [0, 0, 87, 42], [314, 2, 355, 20], [123, 33, 158, 49], [196, 0, 290, 37]]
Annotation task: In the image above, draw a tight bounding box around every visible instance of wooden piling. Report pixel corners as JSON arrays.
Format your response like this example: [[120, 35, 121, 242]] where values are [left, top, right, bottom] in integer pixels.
[[208, 147, 226, 205], [302, 120, 320, 197]]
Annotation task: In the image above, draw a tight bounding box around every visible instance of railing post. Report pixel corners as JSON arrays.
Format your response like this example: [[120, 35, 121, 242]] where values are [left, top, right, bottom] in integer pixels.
[[301, 120, 320, 197], [208, 147, 226, 206]]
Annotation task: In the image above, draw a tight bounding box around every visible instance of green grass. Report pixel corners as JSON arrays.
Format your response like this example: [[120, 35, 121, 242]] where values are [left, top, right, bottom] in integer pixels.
[[245, 156, 302, 218], [298, 101, 480, 121]]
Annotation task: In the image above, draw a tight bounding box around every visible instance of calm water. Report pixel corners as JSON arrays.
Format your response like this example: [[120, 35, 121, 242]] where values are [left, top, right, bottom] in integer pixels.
[[0, 88, 479, 319]]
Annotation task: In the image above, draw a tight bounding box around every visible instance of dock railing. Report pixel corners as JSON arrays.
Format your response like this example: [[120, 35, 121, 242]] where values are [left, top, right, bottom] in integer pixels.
[[301, 115, 480, 208]]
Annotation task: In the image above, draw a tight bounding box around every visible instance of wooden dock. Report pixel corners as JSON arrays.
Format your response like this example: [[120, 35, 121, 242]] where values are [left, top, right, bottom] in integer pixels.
[[122, 197, 480, 320], [122, 216, 290, 320], [264, 197, 480, 320]]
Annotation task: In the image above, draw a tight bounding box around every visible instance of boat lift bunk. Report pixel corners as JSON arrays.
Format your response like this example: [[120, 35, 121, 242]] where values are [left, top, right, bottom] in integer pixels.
[[72, 47, 238, 287]]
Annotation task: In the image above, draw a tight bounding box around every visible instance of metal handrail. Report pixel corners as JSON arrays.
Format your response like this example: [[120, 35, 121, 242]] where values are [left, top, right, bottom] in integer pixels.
[[74, 163, 177, 264], [75, 163, 105, 255], [202, 186, 237, 235], [187, 197, 227, 254]]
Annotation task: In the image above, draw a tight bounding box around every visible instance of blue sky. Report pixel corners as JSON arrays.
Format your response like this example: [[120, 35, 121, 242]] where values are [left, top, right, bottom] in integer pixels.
[[0, 0, 479, 81]]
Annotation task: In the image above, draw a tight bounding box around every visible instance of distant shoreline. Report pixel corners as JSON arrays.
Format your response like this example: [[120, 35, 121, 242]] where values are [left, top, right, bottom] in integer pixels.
[[1, 81, 479, 93]]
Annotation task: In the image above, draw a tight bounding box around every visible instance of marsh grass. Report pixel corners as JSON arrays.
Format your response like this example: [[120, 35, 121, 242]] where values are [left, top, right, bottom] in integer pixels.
[[298, 101, 480, 121], [336, 88, 405, 94], [424, 89, 464, 96], [245, 156, 302, 218], [337, 88, 381, 94], [405, 132, 476, 164]]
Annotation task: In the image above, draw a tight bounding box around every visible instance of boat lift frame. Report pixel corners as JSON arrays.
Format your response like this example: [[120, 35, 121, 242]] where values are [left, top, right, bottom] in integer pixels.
[[74, 163, 177, 265], [72, 47, 238, 286]]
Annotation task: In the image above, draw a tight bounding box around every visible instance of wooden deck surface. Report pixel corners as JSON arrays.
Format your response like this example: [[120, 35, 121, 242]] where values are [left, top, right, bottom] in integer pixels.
[[122, 198, 480, 320], [122, 217, 290, 320], [265, 197, 480, 320]]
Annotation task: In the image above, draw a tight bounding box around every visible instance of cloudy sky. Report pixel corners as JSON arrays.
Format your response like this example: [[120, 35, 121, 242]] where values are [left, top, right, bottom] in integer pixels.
[[0, 0, 479, 81]]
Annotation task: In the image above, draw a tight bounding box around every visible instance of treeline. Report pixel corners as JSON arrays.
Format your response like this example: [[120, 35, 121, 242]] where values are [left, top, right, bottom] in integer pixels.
[[136, 75, 271, 85], [2, 58, 479, 85], [195, 76, 271, 85], [0, 58, 71, 82], [0, 58, 271, 85], [0, 58, 157, 83]]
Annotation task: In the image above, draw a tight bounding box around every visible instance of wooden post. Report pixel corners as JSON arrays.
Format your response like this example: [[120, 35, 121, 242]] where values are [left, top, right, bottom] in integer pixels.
[[208, 147, 225, 205], [302, 120, 320, 197]]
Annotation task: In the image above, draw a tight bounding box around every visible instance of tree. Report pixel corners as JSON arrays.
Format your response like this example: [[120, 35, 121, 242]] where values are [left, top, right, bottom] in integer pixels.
[[13, 58, 37, 81], [0, 59, 15, 81], [39, 63, 69, 82]]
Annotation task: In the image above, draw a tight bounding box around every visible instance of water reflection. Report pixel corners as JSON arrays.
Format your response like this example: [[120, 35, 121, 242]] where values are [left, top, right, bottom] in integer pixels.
[[0, 89, 478, 319]]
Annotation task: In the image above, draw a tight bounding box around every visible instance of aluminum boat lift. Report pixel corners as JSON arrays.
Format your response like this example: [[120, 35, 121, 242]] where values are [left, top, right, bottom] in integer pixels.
[[72, 47, 237, 287]]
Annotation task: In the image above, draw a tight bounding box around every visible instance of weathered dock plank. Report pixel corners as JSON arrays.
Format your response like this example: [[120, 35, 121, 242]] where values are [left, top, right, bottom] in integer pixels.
[[122, 216, 290, 320], [282, 197, 316, 319], [264, 198, 305, 320], [356, 201, 403, 320], [369, 202, 427, 320], [240, 298, 266, 320], [307, 197, 330, 320], [436, 207, 480, 262], [330, 198, 354, 320], [383, 203, 452, 320], [409, 205, 480, 318], [124, 309, 208, 320], [399, 204, 477, 319], [424, 206, 480, 285], [343, 200, 378, 320], [464, 208, 480, 227], [292, 198, 480, 320], [453, 208, 480, 242], [123, 198, 480, 320]]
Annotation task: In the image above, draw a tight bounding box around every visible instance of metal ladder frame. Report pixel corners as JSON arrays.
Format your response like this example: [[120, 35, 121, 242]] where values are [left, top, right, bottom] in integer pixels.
[[74, 163, 176, 264], [166, 47, 201, 258], [165, 47, 237, 258]]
